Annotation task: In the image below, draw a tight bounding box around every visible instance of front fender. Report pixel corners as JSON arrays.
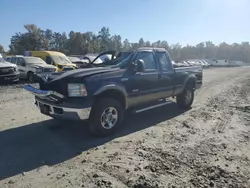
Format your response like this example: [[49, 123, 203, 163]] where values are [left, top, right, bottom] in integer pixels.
[[93, 84, 128, 109], [181, 75, 196, 92]]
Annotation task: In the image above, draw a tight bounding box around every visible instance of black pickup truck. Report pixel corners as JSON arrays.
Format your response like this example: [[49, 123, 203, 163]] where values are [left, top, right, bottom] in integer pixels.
[[24, 48, 202, 136]]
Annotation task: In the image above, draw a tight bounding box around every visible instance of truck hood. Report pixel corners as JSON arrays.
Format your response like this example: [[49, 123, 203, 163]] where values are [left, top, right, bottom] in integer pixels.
[[0, 62, 17, 68], [41, 67, 119, 83]]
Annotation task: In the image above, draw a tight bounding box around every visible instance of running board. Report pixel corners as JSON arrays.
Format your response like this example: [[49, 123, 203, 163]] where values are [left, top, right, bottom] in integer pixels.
[[135, 101, 172, 113]]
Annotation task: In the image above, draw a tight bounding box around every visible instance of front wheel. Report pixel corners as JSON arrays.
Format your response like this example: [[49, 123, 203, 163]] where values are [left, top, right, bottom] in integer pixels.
[[89, 98, 124, 137], [27, 72, 35, 83], [176, 86, 194, 109]]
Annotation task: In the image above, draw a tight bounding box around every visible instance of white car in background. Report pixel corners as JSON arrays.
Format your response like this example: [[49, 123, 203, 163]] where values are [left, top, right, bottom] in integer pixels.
[[186, 60, 197, 66], [10, 56, 56, 82], [201, 60, 210, 68], [0, 54, 19, 83]]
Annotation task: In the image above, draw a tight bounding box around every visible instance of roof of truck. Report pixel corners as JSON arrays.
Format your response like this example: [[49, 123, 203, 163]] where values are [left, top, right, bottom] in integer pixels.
[[137, 47, 166, 51]]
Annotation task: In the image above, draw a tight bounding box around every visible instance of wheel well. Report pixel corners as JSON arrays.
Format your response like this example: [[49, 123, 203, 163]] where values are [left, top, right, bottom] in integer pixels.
[[27, 71, 33, 75], [186, 78, 196, 90], [95, 89, 126, 109]]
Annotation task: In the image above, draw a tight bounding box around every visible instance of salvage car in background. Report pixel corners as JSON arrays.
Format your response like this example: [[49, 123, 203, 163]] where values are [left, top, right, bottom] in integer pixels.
[[0, 54, 19, 83], [68, 56, 89, 68], [4, 56, 12, 62], [10, 56, 56, 82], [24, 51, 77, 72]]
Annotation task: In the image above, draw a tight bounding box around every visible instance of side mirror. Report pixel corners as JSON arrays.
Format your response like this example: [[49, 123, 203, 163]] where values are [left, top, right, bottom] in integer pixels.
[[133, 59, 145, 72], [20, 62, 26, 67]]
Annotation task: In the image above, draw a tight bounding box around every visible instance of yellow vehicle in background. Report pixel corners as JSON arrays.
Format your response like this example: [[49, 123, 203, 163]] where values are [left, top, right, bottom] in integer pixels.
[[24, 51, 77, 72]]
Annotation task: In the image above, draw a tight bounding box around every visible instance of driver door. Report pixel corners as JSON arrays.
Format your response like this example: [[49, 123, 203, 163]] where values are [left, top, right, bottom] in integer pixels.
[[125, 51, 161, 106]]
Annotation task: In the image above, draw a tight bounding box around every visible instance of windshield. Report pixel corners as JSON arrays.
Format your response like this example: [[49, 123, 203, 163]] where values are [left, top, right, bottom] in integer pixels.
[[93, 54, 114, 64], [51, 55, 73, 65], [92, 53, 132, 68], [112, 53, 133, 68], [25, 57, 46, 64]]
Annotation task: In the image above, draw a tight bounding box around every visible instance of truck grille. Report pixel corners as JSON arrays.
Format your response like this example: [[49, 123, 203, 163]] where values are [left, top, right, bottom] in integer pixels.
[[43, 68, 56, 72], [39, 80, 67, 96], [62, 67, 74, 71], [0, 67, 15, 75]]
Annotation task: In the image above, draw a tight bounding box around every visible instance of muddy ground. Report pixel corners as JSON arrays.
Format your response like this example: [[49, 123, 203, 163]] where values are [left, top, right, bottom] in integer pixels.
[[0, 67, 249, 188]]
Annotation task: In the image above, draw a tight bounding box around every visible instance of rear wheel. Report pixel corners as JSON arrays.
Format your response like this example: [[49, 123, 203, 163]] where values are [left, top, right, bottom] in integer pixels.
[[89, 98, 124, 137], [176, 85, 194, 109]]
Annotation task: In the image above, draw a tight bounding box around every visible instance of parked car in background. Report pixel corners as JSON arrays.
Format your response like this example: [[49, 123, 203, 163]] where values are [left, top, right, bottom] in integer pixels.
[[0, 54, 19, 83], [4, 56, 12, 62], [68, 56, 89, 68], [10, 56, 56, 82], [201, 60, 210, 68], [24, 51, 77, 72]]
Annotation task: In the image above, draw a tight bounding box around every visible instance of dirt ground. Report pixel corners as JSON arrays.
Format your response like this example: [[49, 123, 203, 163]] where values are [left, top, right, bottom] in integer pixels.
[[0, 67, 249, 188]]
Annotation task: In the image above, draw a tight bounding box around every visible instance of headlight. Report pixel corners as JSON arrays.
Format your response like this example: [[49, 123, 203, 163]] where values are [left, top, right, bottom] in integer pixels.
[[68, 83, 87, 97], [36, 68, 43, 73]]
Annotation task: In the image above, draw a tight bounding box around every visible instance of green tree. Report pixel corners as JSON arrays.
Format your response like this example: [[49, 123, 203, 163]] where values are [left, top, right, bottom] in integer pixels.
[[110, 35, 122, 51], [98, 27, 111, 51], [0, 44, 4, 53], [138, 38, 145, 47], [7, 24, 250, 63], [145, 41, 151, 47], [9, 24, 45, 54], [123, 39, 131, 51]]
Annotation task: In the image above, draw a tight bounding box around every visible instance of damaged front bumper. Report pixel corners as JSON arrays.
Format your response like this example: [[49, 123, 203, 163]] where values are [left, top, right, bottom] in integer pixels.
[[24, 85, 91, 120]]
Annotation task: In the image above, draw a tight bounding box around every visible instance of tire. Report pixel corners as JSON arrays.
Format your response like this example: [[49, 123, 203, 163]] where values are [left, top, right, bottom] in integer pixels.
[[89, 98, 124, 137], [176, 85, 194, 109], [27, 72, 35, 83]]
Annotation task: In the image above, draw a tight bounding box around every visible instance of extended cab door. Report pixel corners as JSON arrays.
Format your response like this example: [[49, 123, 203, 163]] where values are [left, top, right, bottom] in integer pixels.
[[155, 51, 175, 98], [125, 50, 161, 106]]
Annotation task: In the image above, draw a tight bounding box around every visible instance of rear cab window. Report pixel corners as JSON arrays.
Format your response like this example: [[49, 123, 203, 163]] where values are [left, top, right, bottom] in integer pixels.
[[155, 51, 172, 71]]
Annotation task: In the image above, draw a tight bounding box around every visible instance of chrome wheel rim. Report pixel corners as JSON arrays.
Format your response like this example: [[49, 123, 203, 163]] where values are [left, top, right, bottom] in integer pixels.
[[100, 107, 118, 129], [185, 90, 192, 104]]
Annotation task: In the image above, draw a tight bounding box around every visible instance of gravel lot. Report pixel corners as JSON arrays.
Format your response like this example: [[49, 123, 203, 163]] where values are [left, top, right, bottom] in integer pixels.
[[0, 67, 250, 188]]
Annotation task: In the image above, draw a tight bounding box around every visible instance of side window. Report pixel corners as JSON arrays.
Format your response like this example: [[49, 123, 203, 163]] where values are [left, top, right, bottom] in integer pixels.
[[11, 57, 17, 64], [155, 52, 172, 70], [134, 52, 156, 71], [17, 58, 25, 66]]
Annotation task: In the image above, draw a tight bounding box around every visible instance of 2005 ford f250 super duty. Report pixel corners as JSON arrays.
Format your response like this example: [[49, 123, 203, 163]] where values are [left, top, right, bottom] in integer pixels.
[[24, 48, 202, 136]]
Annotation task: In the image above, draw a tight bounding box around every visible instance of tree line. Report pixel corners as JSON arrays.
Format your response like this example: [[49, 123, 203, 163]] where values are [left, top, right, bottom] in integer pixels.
[[1, 24, 250, 62]]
